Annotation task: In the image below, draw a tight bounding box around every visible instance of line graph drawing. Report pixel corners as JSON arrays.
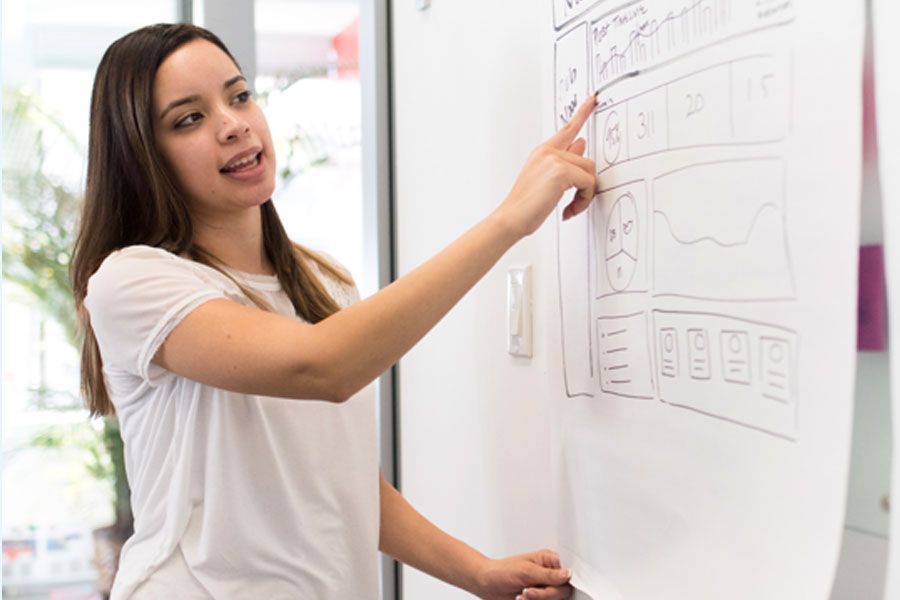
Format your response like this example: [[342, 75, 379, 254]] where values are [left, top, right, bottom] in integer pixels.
[[592, 180, 649, 298], [652, 310, 799, 440], [654, 202, 780, 247], [652, 158, 795, 301]]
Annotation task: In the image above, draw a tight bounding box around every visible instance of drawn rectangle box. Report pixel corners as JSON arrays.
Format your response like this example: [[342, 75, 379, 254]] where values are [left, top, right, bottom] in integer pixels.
[[555, 22, 591, 131], [721, 330, 752, 384], [592, 180, 648, 298], [652, 310, 799, 440], [652, 158, 795, 301], [730, 54, 790, 143], [557, 205, 596, 399], [626, 87, 668, 160], [553, 0, 603, 32], [666, 63, 732, 149], [597, 312, 655, 400], [659, 327, 679, 378], [595, 103, 628, 171], [687, 329, 712, 380]]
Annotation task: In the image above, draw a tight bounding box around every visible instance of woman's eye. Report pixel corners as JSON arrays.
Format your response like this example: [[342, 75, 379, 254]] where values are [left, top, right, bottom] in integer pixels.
[[234, 90, 254, 104], [175, 112, 203, 128]]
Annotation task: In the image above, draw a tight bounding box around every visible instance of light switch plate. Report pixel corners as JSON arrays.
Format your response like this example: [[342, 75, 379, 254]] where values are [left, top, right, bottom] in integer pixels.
[[507, 266, 533, 358], [416, 0, 431, 10]]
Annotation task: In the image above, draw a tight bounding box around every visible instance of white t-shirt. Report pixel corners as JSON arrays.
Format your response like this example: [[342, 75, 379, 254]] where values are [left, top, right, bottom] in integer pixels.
[[84, 245, 379, 599]]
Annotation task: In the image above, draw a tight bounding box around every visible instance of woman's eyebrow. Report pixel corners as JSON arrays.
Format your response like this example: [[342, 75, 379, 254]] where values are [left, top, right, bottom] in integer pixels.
[[159, 74, 248, 120]]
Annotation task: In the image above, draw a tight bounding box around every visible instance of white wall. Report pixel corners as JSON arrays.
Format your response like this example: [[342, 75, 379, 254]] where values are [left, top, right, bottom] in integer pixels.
[[392, 0, 559, 597]]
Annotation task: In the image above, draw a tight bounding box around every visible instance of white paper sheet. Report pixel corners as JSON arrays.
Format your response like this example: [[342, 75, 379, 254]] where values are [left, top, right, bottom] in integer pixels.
[[873, 1, 900, 597], [545, 1, 863, 597]]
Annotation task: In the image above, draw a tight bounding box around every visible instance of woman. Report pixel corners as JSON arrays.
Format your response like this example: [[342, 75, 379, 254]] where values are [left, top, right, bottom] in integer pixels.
[[70, 23, 596, 599]]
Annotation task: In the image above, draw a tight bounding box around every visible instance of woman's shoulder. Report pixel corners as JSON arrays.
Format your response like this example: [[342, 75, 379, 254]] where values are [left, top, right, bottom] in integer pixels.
[[302, 248, 360, 307], [94, 244, 184, 272], [86, 245, 235, 308]]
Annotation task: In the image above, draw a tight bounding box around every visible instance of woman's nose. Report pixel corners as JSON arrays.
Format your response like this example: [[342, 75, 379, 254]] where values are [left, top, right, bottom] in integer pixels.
[[217, 109, 250, 143]]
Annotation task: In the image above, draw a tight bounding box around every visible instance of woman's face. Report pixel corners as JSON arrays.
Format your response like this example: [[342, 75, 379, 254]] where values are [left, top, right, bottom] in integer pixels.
[[153, 39, 276, 219]]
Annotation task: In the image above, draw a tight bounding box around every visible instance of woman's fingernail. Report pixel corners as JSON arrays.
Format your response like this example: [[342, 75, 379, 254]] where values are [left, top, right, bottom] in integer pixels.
[[565, 567, 573, 578]]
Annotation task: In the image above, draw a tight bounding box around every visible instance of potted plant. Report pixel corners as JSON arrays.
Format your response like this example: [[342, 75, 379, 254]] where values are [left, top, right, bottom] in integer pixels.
[[3, 86, 132, 598]]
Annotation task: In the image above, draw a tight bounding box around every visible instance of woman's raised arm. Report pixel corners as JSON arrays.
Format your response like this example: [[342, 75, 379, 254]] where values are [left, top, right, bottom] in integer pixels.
[[154, 95, 597, 401]]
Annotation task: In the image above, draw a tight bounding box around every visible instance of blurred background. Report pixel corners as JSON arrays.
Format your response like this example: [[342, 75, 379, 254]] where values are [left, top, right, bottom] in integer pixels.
[[1, 1, 365, 597]]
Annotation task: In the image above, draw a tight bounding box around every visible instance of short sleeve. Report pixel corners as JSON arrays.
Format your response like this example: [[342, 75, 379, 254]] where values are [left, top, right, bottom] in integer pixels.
[[84, 246, 227, 385], [309, 251, 361, 308]]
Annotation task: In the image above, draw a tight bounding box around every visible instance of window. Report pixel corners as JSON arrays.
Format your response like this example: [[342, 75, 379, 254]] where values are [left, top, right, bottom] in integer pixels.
[[2, 2, 180, 596]]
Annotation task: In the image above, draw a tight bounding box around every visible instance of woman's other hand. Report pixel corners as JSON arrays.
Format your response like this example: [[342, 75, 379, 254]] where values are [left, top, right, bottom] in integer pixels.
[[473, 549, 573, 600], [495, 94, 597, 241]]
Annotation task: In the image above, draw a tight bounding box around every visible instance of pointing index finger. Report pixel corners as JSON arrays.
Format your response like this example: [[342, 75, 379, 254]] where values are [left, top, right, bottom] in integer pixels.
[[549, 93, 597, 150]]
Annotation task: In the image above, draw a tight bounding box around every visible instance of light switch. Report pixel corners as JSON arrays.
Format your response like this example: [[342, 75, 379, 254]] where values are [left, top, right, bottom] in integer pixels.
[[416, 0, 431, 10], [507, 266, 533, 358]]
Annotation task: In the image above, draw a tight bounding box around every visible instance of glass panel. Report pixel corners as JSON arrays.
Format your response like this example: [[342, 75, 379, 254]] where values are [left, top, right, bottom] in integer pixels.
[[254, 0, 370, 295], [2, 2, 178, 596]]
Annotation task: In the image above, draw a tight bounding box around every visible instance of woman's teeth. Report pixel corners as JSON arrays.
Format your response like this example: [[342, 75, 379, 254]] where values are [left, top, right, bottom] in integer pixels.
[[222, 153, 259, 173]]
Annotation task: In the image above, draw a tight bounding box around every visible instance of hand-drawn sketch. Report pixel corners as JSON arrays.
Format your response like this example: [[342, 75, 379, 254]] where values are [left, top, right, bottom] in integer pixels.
[[589, 0, 794, 92], [553, 0, 604, 32], [653, 158, 795, 300], [592, 181, 648, 297], [653, 310, 798, 439], [555, 22, 590, 130], [597, 312, 654, 399], [557, 202, 596, 398], [548, 0, 861, 597], [594, 54, 791, 172]]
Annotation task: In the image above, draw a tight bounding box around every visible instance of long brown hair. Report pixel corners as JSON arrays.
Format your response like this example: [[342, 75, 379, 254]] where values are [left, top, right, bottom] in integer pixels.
[[70, 24, 350, 417]]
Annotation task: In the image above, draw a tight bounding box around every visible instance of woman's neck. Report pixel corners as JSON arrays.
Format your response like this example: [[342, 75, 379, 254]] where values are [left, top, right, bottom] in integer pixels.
[[191, 206, 275, 276]]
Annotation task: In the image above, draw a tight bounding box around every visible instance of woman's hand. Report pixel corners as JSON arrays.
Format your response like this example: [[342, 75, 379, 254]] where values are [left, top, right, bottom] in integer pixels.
[[494, 94, 598, 241], [472, 549, 573, 600]]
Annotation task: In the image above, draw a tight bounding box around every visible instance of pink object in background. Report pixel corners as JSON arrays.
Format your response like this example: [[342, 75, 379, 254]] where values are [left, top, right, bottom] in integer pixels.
[[858, 244, 887, 351], [863, 45, 878, 161], [332, 18, 359, 80]]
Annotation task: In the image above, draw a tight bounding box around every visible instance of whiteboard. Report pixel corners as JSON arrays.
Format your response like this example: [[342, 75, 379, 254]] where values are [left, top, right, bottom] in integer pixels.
[[544, 1, 864, 597]]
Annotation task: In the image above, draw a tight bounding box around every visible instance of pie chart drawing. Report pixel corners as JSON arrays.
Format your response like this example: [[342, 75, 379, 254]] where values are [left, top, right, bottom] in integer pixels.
[[605, 193, 638, 291]]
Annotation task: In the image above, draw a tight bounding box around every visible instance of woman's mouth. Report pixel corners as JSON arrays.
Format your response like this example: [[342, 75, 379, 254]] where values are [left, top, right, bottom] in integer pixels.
[[220, 152, 262, 174], [220, 152, 266, 181]]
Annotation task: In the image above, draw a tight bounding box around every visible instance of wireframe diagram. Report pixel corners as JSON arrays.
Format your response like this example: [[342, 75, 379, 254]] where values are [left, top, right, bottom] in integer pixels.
[[591, 180, 649, 297], [594, 54, 791, 171], [557, 207, 595, 399], [653, 311, 798, 439], [652, 158, 795, 301], [555, 22, 590, 130], [587, 0, 794, 90], [597, 312, 654, 399], [552, 0, 801, 437], [553, 0, 603, 31]]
